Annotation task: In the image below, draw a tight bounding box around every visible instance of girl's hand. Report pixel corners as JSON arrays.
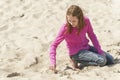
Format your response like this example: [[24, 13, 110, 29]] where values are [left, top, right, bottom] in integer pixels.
[[101, 53, 106, 58], [49, 65, 56, 72], [70, 59, 78, 69]]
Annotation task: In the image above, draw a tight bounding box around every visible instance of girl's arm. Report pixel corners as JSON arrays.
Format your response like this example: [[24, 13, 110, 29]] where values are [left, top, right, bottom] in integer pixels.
[[86, 18, 103, 54], [49, 24, 66, 67]]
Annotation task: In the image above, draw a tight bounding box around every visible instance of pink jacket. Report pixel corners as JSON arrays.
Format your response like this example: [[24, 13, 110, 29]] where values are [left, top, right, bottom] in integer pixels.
[[49, 17, 103, 66]]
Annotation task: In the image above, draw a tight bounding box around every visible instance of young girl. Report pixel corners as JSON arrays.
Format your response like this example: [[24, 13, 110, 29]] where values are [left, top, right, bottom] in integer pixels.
[[49, 5, 114, 71]]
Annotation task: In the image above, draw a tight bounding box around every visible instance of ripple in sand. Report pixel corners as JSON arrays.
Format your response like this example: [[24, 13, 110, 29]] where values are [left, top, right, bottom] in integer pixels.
[[0, 25, 8, 31]]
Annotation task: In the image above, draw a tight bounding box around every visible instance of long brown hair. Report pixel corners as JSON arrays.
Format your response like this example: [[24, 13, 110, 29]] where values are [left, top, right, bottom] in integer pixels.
[[66, 5, 85, 34]]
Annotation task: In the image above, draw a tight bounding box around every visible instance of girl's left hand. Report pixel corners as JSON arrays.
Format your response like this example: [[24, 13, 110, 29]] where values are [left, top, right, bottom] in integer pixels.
[[101, 53, 106, 58]]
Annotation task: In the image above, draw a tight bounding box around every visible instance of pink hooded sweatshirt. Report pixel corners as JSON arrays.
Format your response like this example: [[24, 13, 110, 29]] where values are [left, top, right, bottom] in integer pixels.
[[49, 17, 103, 66]]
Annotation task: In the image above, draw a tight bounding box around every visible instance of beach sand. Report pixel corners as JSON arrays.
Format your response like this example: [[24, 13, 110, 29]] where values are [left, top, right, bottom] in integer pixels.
[[0, 0, 120, 80]]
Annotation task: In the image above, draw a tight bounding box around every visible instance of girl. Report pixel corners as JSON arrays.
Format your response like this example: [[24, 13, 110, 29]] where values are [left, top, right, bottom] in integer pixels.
[[49, 5, 114, 71]]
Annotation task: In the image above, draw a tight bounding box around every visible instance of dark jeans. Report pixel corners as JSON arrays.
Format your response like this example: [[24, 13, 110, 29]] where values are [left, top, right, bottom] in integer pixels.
[[70, 46, 114, 67]]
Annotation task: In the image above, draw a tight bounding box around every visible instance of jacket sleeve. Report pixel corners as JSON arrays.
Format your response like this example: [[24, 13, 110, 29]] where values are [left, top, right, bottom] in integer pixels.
[[49, 24, 66, 66], [86, 18, 103, 54]]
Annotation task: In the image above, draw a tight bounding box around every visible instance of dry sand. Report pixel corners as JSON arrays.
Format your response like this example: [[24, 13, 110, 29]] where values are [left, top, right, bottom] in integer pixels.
[[0, 0, 120, 80]]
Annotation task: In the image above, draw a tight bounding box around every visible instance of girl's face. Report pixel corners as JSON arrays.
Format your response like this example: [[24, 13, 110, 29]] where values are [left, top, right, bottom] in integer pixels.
[[67, 15, 79, 27]]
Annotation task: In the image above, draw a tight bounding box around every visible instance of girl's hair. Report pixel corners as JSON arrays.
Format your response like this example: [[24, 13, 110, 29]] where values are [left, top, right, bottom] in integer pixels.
[[66, 5, 85, 34]]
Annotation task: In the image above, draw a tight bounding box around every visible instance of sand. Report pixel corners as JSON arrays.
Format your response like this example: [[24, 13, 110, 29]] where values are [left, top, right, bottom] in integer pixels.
[[0, 0, 120, 80]]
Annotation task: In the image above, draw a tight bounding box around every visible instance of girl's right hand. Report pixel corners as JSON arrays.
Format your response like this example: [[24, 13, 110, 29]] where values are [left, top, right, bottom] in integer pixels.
[[49, 65, 57, 73]]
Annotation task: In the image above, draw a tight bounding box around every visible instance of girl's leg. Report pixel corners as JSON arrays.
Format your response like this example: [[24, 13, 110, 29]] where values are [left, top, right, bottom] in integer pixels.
[[105, 52, 114, 65], [89, 46, 114, 65], [71, 50, 107, 67]]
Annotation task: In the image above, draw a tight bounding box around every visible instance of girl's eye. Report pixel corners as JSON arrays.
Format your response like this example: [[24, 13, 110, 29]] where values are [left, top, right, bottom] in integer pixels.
[[72, 21, 76, 22]]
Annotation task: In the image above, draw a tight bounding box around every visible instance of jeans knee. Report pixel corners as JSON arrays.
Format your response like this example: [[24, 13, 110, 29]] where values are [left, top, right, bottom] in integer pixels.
[[97, 57, 107, 67]]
